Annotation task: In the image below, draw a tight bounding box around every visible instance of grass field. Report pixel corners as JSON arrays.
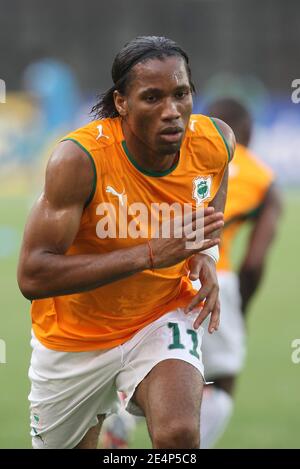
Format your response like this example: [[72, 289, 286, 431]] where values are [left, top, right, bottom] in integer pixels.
[[0, 191, 299, 449]]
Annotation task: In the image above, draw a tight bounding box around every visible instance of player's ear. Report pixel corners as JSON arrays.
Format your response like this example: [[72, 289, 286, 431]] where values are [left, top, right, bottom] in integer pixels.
[[113, 90, 128, 117]]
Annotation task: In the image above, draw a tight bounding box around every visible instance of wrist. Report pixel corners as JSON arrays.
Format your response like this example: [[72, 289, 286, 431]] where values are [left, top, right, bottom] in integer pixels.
[[147, 240, 155, 270], [136, 242, 154, 271], [131, 243, 153, 272], [199, 245, 219, 263]]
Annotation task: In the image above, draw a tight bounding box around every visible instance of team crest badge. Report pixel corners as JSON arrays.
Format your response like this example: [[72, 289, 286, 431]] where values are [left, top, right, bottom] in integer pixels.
[[192, 176, 212, 205]]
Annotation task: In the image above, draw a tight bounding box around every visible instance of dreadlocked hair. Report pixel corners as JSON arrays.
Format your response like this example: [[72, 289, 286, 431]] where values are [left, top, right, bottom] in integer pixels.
[[91, 35, 195, 120]]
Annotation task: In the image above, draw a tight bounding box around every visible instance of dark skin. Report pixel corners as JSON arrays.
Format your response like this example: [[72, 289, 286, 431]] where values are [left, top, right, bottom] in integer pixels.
[[115, 57, 193, 170], [18, 56, 235, 448], [238, 185, 282, 315], [17, 142, 223, 300], [115, 56, 235, 332], [186, 165, 230, 331], [114, 56, 235, 448]]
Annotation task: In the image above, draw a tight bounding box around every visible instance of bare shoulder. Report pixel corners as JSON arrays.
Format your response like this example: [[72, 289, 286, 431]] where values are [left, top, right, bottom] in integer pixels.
[[45, 140, 95, 209], [212, 117, 236, 161]]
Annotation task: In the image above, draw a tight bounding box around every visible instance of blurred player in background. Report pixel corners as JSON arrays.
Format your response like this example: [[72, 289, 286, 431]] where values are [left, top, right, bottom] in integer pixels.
[[103, 97, 282, 449], [199, 98, 282, 448]]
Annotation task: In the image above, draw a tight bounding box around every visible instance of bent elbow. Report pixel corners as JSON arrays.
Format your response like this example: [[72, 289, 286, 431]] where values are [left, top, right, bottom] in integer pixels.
[[17, 262, 44, 301], [17, 249, 52, 300], [17, 275, 37, 301]]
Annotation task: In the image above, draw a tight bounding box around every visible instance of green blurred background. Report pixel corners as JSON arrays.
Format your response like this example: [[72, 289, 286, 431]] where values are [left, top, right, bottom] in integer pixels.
[[0, 192, 299, 448]]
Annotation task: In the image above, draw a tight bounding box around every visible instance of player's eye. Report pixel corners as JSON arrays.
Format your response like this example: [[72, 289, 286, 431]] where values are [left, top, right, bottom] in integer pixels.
[[175, 90, 189, 99], [145, 95, 157, 103]]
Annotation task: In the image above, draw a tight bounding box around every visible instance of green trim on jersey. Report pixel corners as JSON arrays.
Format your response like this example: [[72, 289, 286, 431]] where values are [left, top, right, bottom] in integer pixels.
[[210, 117, 232, 162], [122, 140, 179, 177], [224, 182, 274, 229], [224, 201, 265, 229], [61, 138, 97, 208]]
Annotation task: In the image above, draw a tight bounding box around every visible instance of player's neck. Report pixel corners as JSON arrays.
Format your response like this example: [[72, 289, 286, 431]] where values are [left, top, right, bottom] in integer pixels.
[[121, 122, 179, 174]]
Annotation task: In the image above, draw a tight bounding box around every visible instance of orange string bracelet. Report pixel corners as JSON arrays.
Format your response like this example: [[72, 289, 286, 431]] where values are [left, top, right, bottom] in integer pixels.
[[147, 240, 155, 271]]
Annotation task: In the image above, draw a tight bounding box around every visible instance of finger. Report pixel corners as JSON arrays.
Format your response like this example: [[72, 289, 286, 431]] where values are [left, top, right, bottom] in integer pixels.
[[191, 211, 223, 232], [185, 282, 213, 313], [203, 218, 224, 236], [184, 212, 223, 245], [203, 206, 215, 214], [192, 302, 211, 329], [188, 256, 201, 281], [203, 211, 224, 226], [186, 219, 223, 242], [203, 289, 219, 332], [193, 289, 218, 329], [192, 206, 215, 220], [186, 207, 214, 225], [189, 237, 220, 253], [184, 293, 205, 314], [208, 299, 220, 334], [212, 298, 221, 330]]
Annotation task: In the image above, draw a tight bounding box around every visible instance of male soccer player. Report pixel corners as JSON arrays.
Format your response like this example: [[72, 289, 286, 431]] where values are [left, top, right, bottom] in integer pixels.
[[17, 36, 235, 449], [199, 98, 282, 448]]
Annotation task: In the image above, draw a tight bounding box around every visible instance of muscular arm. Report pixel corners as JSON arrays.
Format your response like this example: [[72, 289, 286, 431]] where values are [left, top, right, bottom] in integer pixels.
[[209, 117, 236, 224], [239, 184, 282, 314], [17, 141, 151, 300], [189, 118, 235, 267], [18, 141, 223, 301], [186, 119, 235, 331]]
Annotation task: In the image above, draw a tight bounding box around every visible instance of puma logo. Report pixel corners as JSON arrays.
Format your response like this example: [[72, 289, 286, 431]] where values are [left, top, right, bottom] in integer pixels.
[[189, 119, 197, 132], [96, 124, 110, 140], [106, 185, 126, 206]]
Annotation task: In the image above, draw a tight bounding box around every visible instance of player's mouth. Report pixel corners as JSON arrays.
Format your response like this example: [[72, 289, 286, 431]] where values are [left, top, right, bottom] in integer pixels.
[[159, 126, 184, 143]]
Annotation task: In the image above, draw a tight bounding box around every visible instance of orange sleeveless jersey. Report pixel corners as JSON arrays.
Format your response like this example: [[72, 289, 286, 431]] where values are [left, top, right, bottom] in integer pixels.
[[218, 143, 274, 272], [31, 115, 230, 351]]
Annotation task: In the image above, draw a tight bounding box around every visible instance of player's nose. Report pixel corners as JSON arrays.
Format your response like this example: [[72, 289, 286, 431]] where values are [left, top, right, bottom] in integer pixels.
[[161, 98, 181, 121]]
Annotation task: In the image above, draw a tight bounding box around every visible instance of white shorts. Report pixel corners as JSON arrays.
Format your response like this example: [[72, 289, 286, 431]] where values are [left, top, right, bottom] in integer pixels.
[[28, 308, 205, 449], [192, 271, 246, 380]]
